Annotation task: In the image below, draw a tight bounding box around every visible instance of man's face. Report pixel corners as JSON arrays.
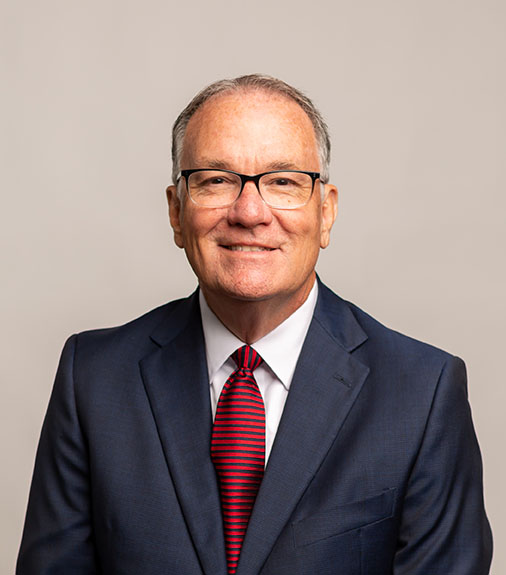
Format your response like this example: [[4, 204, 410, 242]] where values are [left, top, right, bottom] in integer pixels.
[[167, 90, 337, 311]]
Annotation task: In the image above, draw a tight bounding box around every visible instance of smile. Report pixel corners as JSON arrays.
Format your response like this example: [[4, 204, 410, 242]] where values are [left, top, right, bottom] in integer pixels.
[[223, 245, 274, 252]]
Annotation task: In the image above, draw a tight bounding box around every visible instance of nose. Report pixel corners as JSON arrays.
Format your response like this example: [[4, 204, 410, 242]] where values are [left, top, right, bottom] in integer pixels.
[[227, 180, 273, 227]]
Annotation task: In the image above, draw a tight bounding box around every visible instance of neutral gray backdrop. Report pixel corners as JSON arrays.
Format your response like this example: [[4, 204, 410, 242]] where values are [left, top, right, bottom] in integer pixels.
[[2, 0, 504, 572]]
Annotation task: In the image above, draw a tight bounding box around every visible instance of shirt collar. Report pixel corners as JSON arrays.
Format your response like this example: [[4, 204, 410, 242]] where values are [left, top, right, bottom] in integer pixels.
[[199, 281, 318, 390]]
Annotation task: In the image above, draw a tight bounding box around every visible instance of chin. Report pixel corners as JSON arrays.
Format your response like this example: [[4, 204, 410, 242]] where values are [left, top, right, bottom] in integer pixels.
[[209, 274, 280, 303], [224, 284, 275, 302]]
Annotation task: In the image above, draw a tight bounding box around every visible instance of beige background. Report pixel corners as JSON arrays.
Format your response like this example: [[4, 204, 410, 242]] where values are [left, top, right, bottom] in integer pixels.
[[2, 0, 504, 572]]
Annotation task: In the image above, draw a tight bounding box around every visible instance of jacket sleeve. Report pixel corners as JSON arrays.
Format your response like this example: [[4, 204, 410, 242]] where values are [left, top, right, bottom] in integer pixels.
[[393, 356, 493, 574], [17, 335, 99, 574]]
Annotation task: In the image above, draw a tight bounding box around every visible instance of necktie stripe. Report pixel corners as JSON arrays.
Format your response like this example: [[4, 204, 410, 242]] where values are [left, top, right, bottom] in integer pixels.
[[212, 448, 265, 454], [212, 439, 265, 445], [211, 345, 265, 575], [213, 425, 265, 430], [216, 411, 265, 418], [217, 398, 264, 406], [215, 458, 264, 463]]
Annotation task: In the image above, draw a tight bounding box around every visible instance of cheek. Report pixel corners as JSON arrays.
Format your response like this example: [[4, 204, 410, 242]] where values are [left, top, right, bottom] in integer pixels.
[[281, 225, 321, 272], [181, 210, 209, 245], [180, 211, 222, 262], [294, 212, 322, 246], [302, 220, 324, 264]]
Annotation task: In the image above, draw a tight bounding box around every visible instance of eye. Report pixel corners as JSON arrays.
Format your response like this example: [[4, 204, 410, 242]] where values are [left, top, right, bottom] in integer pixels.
[[198, 176, 234, 187], [266, 177, 297, 187]]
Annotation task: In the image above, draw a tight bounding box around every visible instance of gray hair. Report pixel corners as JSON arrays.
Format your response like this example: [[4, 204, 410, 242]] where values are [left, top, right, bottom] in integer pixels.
[[171, 74, 331, 191]]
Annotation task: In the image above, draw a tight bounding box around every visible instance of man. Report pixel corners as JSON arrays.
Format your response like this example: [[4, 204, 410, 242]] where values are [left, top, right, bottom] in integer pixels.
[[17, 74, 492, 574]]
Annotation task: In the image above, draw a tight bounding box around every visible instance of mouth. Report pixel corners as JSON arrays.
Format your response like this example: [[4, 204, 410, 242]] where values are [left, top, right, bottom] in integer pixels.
[[222, 245, 275, 252]]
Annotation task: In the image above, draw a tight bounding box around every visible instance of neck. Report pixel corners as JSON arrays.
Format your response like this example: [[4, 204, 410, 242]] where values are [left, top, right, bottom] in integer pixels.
[[201, 275, 316, 344]]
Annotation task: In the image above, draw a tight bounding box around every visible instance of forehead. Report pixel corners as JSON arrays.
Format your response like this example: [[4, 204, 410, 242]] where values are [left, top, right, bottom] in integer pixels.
[[181, 90, 319, 169]]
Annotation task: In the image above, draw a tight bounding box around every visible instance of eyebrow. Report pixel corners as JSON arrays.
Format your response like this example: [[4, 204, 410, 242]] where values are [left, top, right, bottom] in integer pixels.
[[199, 159, 232, 170], [194, 159, 303, 173]]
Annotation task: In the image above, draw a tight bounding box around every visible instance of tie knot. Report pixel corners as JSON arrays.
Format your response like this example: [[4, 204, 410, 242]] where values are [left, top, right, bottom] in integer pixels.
[[232, 345, 263, 372]]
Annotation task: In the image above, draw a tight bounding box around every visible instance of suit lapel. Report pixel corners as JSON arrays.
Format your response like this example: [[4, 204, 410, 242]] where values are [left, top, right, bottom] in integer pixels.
[[236, 282, 370, 575], [139, 293, 228, 575]]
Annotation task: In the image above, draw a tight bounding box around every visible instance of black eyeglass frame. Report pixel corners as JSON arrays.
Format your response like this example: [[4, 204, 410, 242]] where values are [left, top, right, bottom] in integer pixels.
[[177, 168, 322, 209]]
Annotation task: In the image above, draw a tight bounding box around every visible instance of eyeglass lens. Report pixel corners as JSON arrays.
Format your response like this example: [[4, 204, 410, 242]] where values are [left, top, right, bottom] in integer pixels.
[[187, 170, 314, 208]]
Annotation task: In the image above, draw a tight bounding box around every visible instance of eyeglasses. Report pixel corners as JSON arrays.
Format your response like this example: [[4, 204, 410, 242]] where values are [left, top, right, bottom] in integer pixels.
[[177, 169, 321, 209]]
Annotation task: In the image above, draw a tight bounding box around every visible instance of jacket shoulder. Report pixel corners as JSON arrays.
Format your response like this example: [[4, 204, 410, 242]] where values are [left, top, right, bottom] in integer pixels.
[[69, 292, 199, 363], [345, 299, 466, 394], [317, 281, 459, 371], [351, 301, 453, 358]]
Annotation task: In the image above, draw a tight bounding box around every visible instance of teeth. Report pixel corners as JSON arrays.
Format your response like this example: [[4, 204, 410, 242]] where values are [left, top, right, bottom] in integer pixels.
[[226, 246, 271, 252]]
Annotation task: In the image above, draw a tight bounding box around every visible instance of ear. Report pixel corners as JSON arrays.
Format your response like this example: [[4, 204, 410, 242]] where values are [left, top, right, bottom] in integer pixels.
[[320, 184, 338, 249], [166, 185, 185, 249]]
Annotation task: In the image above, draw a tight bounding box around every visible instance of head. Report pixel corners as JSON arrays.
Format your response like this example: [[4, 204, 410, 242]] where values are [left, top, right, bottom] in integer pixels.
[[166, 74, 338, 319]]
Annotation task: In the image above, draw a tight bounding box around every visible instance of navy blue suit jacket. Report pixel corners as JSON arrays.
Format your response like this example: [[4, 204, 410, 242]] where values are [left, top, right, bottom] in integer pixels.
[[17, 282, 492, 574]]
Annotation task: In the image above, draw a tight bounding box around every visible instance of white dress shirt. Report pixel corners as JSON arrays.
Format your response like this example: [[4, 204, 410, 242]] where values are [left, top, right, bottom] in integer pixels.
[[199, 282, 318, 463]]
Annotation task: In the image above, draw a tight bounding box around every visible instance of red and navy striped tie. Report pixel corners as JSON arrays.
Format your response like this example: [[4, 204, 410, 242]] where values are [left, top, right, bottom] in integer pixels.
[[211, 345, 265, 575]]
